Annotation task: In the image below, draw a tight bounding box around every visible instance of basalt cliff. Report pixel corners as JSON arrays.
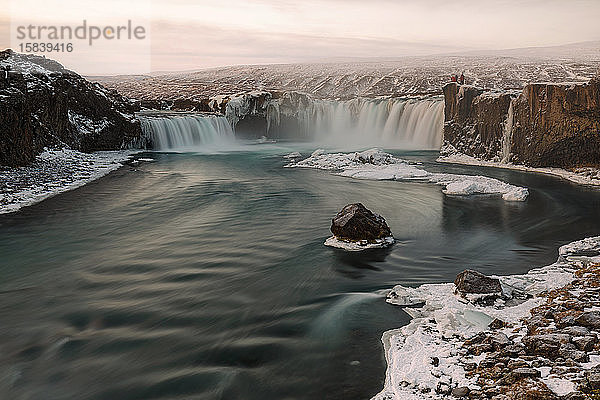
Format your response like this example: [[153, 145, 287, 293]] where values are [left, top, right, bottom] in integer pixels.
[[0, 50, 142, 167], [442, 78, 600, 169]]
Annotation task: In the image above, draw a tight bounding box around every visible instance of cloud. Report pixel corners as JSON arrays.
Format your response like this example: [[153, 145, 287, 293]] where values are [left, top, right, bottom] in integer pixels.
[[148, 21, 470, 70], [2, 0, 599, 73]]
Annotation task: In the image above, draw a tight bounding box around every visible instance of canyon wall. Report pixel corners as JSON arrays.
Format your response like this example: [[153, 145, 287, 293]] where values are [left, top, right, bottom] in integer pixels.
[[0, 50, 142, 167], [442, 79, 600, 169]]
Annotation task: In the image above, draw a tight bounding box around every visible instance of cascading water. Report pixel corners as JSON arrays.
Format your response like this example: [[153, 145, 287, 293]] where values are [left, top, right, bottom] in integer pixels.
[[136, 96, 444, 151], [501, 98, 515, 163], [138, 113, 235, 151], [264, 96, 444, 149]]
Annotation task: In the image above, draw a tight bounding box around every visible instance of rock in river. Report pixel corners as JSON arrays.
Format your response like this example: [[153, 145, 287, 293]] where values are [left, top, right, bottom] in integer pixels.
[[325, 203, 394, 251]]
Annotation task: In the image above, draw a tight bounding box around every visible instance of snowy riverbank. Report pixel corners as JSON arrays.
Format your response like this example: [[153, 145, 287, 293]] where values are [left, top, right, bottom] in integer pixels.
[[373, 236, 600, 399], [0, 149, 138, 214], [438, 147, 600, 188]]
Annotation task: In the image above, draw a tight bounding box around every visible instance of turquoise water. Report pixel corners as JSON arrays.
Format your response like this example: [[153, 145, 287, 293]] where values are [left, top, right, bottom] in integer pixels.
[[1, 147, 599, 399]]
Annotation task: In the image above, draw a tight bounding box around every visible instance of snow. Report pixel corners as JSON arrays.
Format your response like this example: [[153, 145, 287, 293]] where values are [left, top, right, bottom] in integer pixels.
[[283, 152, 302, 159], [373, 236, 600, 400], [0, 148, 137, 215], [94, 54, 600, 101], [324, 236, 395, 251], [432, 174, 529, 201], [438, 146, 600, 187], [542, 377, 575, 396], [68, 111, 111, 134], [287, 149, 529, 201], [559, 236, 600, 258]]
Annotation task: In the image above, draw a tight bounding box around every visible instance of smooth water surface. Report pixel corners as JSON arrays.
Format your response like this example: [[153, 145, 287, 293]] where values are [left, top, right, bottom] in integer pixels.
[[1, 147, 600, 400]]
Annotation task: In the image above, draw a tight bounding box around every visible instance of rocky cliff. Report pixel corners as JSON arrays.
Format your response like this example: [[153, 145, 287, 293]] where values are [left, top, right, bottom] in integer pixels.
[[0, 50, 142, 167], [442, 79, 600, 169]]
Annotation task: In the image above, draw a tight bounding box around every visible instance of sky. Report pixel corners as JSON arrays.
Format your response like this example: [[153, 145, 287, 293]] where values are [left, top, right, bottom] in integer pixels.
[[1, 0, 599, 74]]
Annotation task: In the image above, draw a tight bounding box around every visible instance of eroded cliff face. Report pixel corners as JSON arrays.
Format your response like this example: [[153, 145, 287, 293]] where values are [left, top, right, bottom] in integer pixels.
[[0, 50, 142, 167], [442, 79, 600, 169], [511, 81, 600, 168]]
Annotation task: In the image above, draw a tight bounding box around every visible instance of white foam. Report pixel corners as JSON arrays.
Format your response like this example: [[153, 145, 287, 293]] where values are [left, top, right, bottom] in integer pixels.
[[287, 149, 529, 201]]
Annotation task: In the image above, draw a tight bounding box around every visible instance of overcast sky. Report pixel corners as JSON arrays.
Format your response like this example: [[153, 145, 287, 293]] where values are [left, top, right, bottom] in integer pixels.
[[2, 0, 599, 74]]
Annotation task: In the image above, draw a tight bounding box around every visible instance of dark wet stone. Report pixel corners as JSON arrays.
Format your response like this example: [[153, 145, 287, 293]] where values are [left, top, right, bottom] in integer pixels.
[[451, 386, 470, 397], [575, 311, 600, 329], [585, 370, 600, 389], [559, 343, 588, 362], [454, 270, 502, 295], [330, 203, 392, 242], [522, 334, 571, 358], [573, 335, 596, 352], [500, 343, 526, 358], [561, 326, 591, 336], [489, 318, 506, 330]]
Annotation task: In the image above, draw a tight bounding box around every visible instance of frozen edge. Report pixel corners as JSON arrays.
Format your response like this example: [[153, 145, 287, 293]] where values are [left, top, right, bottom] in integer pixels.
[[324, 236, 395, 251], [438, 153, 600, 187], [0, 149, 141, 215], [372, 236, 600, 400]]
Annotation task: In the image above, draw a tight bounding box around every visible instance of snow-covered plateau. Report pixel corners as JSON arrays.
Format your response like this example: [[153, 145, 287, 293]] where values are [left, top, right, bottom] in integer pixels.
[[94, 54, 600, 101]]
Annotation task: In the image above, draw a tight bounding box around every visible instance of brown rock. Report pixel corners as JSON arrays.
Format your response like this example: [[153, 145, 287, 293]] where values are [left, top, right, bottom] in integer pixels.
[[573, 335, 596, 352], [574, 311, 600, 329], [452, 386, 470, 397], [454, 270, 502, 295], [330, 203, 392, 242], [442, 79, 600, 169], [501, 378, 558, 399]]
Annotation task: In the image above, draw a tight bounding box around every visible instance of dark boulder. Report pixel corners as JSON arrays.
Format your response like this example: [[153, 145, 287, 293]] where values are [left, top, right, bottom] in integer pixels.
[[454, 270, 502, 295], [330, 203, 392, 242]]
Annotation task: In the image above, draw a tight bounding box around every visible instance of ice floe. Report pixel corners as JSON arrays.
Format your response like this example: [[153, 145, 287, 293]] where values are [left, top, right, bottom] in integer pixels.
[[286, 148, 529, 201]]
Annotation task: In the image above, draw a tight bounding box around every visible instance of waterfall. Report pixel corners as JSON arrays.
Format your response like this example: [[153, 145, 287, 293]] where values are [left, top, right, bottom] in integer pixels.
[[265, 97, 444, 149], [138, 113, 235, 151], [501, 98, 515, 163]]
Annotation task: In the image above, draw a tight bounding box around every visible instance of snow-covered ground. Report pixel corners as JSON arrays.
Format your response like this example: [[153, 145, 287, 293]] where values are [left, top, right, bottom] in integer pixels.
[[0, 149, 139, 214], [93, 55, 600, 101], [285, 148, 529, 201], [438, 147, 600, 187], [373, 236, 600, 399]]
